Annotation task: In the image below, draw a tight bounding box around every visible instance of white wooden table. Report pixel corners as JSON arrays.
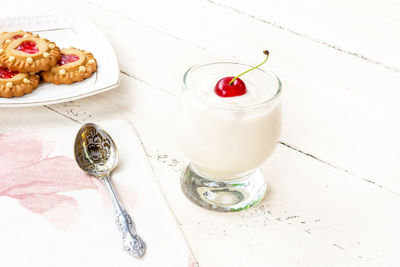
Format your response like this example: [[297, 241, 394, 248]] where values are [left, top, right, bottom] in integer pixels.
[[2, 0, 400, 266]]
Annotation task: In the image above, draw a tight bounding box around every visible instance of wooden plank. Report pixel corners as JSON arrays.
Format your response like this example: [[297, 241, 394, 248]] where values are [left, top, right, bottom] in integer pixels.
[[150, 152, 400, 267], [0, 105, 77, 132], [209, 0, 400, 72]]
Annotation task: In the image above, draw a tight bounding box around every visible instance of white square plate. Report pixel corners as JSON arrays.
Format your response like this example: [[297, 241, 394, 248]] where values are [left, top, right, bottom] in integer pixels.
[[0, 15, 119, 107]]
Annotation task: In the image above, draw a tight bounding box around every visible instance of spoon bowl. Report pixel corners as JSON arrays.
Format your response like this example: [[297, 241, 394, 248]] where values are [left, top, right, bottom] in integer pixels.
[[74, 123, 118, 177]]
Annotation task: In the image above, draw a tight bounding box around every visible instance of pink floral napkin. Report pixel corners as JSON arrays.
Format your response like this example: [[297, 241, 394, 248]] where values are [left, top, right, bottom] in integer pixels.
[[0, 120, 197, 267]]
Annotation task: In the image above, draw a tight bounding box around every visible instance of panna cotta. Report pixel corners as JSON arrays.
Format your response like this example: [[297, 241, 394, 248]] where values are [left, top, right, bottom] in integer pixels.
[[179, 61, 281, 180]]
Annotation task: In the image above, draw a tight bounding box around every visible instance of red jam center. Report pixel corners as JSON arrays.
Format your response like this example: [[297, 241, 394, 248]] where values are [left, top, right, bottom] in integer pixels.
[[12, 35, 23, 39], [58, 54, 79, 66], [16, 41, 39, 54], [0, 67, 19, 79]]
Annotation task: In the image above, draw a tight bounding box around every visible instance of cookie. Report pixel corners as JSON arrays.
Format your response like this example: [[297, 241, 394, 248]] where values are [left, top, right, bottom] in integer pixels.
[[0, 31, 33, 45], [0, 34, 60, 72], [0, 67, 39, 97], [0, 31, 33, 67], [41, 47, 97, 85]]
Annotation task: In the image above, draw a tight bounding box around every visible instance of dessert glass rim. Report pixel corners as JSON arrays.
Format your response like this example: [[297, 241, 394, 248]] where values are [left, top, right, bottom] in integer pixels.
[[183, 60, 282, 111]]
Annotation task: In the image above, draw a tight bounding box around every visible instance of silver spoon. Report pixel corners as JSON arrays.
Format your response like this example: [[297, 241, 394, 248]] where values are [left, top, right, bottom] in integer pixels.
[[74, 123, 146, 257]]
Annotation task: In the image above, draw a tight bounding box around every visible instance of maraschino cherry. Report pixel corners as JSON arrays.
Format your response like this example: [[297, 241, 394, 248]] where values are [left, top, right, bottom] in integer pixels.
[[214, 50, 270, 97]]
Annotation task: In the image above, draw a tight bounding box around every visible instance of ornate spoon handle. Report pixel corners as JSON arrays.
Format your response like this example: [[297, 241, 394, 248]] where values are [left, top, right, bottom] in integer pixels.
[[103, 175, 146, 257]]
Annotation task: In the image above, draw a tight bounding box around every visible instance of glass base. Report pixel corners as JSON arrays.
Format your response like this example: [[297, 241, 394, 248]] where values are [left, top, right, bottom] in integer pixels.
[[180, 165, 267, 212]]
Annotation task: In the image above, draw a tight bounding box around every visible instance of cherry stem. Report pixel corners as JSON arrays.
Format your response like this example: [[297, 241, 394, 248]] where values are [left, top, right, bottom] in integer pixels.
[[229, 50, 270, 85]]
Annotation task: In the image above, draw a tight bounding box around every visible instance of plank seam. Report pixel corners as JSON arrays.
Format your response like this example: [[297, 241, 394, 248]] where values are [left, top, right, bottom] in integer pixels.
[[43, 105, 81, 123], [85, 0, 208, 53], [120, 70, 178, 97], [279, 141, 400, 196]]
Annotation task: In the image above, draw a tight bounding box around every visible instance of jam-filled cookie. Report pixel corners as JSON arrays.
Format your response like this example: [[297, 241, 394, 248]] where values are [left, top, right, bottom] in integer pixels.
[[41, 47, 97, 84], [0, 67, 39, 97], [0, 31, 33, 45], [0, 34, 60, 72]]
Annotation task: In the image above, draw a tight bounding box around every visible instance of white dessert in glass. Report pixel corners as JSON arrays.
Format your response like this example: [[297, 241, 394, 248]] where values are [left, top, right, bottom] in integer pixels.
[[179, 58, 282, 212]]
